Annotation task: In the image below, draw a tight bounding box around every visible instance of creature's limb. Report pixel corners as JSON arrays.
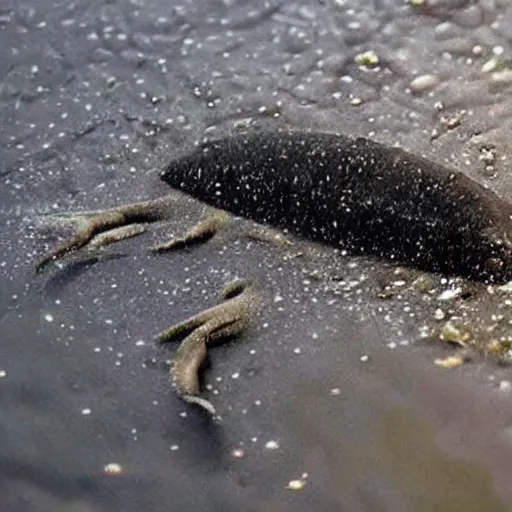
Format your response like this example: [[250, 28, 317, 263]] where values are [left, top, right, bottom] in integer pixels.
[[87, 224, 148, 249], [36, 196, 178, 270], [158, 280, 259, 415], [36, 196, 230, 270], [152, 210, 230, 252], [37, 198, 259, 415]]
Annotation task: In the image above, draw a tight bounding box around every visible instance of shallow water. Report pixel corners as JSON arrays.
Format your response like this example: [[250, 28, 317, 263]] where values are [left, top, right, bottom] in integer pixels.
[[2, 0, 512, 510]]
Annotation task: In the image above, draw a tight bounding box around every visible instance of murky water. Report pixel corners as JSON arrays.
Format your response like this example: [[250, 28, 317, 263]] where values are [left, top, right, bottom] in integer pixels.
[[2, 0, 512, 510]]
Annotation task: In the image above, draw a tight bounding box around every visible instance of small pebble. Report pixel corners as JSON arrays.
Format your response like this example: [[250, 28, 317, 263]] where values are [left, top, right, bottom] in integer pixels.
[[439, 321, 471, 345], [437, 287, 462, 301], [434, 355, 464, 368], [499, 380, 512, 392], [433, 308, 446, 320], [354, 50, 379, 67], [231, 448, 245, 459], [287, 479, 307, 491], [103, 463, 123, 475], [410, 74, 439, 93]]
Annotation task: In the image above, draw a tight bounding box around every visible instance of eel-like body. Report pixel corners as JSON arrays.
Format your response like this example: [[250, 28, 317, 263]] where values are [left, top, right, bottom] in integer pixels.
[[161, 131, 512, 283]]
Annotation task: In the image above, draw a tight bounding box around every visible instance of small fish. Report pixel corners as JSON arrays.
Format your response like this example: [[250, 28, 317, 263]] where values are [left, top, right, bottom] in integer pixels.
[[162, 131, 512, 283]]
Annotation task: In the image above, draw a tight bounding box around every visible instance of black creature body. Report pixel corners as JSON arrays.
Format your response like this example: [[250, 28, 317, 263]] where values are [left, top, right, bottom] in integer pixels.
[[162, 131, 512, 283]]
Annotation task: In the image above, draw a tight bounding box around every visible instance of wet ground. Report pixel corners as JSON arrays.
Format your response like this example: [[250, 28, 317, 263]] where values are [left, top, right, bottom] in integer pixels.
[[3, 0, 512, 510]]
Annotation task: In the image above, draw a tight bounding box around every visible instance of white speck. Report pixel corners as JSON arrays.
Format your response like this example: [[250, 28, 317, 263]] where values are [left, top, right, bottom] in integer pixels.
[[434, 308, 446, 320], [265, 440, 280, 450], [81, 408, 92, 415], [103, 462, 123, 475], [386, 342, 397, 349], [44, 313, 54, 322], [330, 387, 341, 395], [135, 340, 145, 347], [293, 347, 302, 354], [287, 478, 306, 490], [170, 444, 179, 451], [231, 448, 245, 458], [499, 380, 511, 392], [231, 371, 240, 379], [360, 355, 369, 362], [0, 370, 7, 378], [437, 288, 462, 301], [105, 319, 113, 325]]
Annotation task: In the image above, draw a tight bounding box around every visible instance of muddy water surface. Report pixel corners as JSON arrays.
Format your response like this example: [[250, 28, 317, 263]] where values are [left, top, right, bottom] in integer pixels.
[[3, 0, 512, 510]]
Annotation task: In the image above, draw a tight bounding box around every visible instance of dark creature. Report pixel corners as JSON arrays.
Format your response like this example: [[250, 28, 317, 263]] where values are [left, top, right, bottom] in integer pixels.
[[38, 131, 512, 410], [162, 131, 512, 284]]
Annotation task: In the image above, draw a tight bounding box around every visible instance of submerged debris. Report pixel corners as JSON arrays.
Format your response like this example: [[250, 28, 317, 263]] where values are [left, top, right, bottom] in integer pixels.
[[354, 50, 380, 67], [439, 320, 472, 346], [434, 355, 465, 369], [409, 74, 439, 93], [103, 463, 124, 475], [286, 478, 307, 491]]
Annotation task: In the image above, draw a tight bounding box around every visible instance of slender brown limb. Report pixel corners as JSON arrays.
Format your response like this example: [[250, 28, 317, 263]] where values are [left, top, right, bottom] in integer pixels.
[[88, 223, 147, 249], [151, 210, 230, 252], [157, 280, 259, 413], [36, 196, 178, 271]]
